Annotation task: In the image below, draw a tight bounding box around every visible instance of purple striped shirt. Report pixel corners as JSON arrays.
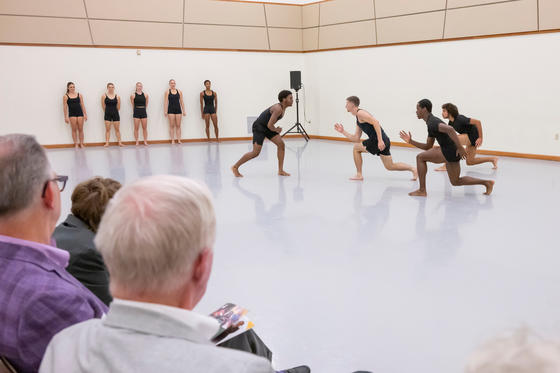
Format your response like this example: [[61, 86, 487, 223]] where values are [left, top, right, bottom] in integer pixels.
[[0, 234, 108, 373]]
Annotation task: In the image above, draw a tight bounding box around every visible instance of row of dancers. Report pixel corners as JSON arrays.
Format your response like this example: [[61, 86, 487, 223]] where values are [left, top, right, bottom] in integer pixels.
[[63, 79, 219, 148], [231, 90, 496, 197]]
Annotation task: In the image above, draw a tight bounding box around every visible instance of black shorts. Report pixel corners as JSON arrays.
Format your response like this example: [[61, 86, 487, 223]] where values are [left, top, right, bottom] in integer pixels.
[[362, 138, 391, 156], [252, 123, 279, 145], [168, 106, 182, 115], [104, 109, 120, 122], [441, 146, 461, 163], [68, 108, 84, 117], [133, 107, 147, 119], [203, 106, 216, 115], [467, 128, 479, 147]]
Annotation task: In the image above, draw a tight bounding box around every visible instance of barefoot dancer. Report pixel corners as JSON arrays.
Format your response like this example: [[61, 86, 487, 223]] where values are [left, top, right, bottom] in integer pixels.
[[232, 90, 292, 177], [131, 82, 149, 146], [434, 103, 498, 171], [399, 99, 494, 197], [200, 80, 219, 141], [102, 82, 122, 147], [63, 82, 87, 148], [334, 96, 417, 181]]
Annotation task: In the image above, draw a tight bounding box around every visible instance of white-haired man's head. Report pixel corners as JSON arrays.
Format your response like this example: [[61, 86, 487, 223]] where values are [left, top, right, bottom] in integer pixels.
[[466, 328, 560, 373], [95, 175, 216, 308]]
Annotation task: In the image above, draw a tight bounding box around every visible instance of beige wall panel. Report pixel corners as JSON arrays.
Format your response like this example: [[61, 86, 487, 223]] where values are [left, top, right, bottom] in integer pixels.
[[265, 4, 302, 28], [0, 16, 91, 44], [303, 27, 319, 50], [85, 0, 183, 22], [90, 20, 182, 47], [319, 0, 375, 26], [184, 24, 268, 50], [377, 11, 444, 44], [185, 0, 265, 26], [539, 0, 560, 30], [302, 4, 319, 28], [375, 0, 446, 18], [0, 0, 86, 17], [319, 20, 376, 49], [445, 0, 537, 38], [268, 28, 302, 51], [447, 0, 516, 9]]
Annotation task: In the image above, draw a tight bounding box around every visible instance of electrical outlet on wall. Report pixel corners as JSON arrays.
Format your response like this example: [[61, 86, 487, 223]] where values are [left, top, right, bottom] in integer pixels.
[[555, 133, 559, 141]]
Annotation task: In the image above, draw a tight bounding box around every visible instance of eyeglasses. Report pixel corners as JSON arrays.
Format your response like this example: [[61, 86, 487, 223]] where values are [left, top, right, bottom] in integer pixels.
[[42, 175, 68, 197]]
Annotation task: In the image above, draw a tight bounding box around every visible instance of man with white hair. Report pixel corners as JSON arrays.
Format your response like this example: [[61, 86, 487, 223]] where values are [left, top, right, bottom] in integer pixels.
[[0, 134, 107, 373], [40, 175, 278, 372]]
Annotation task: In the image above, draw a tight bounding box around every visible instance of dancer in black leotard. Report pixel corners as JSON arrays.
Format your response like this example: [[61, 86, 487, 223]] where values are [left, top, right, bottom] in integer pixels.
[[131, 82, 149, 146], [399, 99, 494, 197], [200, 80, 219, 141], [164, 79, 185, 144], [334, 96, 417, 180], [101, 82, 122, 147], [63, 82, 87, 148], [231, 90, 293, 177], [434, 103, 498, 171]]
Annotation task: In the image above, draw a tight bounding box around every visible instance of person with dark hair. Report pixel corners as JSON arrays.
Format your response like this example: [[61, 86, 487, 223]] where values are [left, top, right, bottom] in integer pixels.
[[164, 79, 186, 144], [434, 103, 498, 171], [52, 177, 122, 306], [131, 82, 149, 146], [102, 83, 123, 147], [200, 80, 219, 141], [334, 96, 417, 180], [63, 82, 87, 148], [231, 90, 293, 177], [399, 99, 494, 196]]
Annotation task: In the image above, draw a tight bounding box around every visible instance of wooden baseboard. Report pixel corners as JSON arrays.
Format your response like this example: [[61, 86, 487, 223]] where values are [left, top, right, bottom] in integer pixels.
[[42, 135, 303, 149], [308, 135, 560, 162]]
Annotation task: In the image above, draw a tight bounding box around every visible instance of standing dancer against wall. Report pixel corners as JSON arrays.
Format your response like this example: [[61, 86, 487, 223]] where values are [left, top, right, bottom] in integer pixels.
[[102, 83, 122, 147], [63, 82, 87, 148], [200, 80, 219, 142], [131, 82, 149, 146], [164, 79, 186, 144]]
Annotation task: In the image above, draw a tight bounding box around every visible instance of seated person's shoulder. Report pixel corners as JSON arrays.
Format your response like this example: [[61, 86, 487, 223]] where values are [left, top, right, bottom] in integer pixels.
[[199, 343, 275, 373]]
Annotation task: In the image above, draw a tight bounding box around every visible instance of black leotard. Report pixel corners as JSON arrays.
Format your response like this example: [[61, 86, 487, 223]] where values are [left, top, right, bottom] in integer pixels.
[[356, 109, 391, 156], [168, 89, 182, 114], [133, 92, 147, 119], [449, 114, 479, 146], [104, 95, 120, 122], [427, 114, 460, 162], [66, 94, 84, 117], [252, 105, 283, 145], [203, 91, 216, 114]]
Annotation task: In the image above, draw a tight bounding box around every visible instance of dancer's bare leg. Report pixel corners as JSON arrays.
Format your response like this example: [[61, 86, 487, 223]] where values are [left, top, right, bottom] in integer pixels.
[[114, 122, 123, 146], [380, 155, 417, 180], [446, 161, 494, 195], [204, 114, 211, 140], [141, 118, 148, 145], [167, 115, 175, 144], [350, 143, 365, 181], [211, 114, 219, 141], [175, 114, 182, 144], [69, 117, 79, 148], [409, 147, 446, 197], [231, 143, 262, 177], [104, 121, 111, 146], [134, 118, 140, 146], [270, 135, 290, 176], [436, 136, 469, 171], [77, 117, 85, 148], [465, 145, 498, 168]]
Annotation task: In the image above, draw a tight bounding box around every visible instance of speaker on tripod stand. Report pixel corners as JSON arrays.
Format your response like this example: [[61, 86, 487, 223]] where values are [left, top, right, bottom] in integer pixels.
[[282, 71, 310, 141]]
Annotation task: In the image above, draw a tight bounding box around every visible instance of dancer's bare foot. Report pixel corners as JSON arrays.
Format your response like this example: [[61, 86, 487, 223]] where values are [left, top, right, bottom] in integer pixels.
[[80, 143, 85, 148], [435, 165, 447, 172], [216, 138, 220, 143], [171, 140, 176, 145], [349, 174, 363, 181], [118, 142, 124, 147], [492, 159, 498, 169], [74, 143, 79, 149], [231, 166, 243, 177], [104, 142, 109, 147], [177, 140, 182, 144], [483, 180, 495, 195], [135, 141, 139, 146], [409, 189, 427, 197], [144, 141, 148, 146], [411, 169, 418, 181], [278, 170, 291, 176]]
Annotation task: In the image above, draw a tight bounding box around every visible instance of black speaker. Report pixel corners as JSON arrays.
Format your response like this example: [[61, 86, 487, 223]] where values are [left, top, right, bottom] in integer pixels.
[[290, 71, 301, 90]]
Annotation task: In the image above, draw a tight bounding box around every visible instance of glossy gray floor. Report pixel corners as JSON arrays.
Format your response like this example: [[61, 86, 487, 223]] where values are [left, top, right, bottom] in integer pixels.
[[47, 140, 560, 373]]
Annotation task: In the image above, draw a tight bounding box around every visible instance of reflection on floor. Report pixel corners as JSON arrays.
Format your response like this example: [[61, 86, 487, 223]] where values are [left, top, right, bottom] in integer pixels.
[[46, 139, 560, 373]]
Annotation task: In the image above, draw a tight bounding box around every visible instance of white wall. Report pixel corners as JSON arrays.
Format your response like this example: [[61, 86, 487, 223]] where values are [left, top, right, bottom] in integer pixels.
[[304, 32, 560, 156], [0, 46, 304, 145]]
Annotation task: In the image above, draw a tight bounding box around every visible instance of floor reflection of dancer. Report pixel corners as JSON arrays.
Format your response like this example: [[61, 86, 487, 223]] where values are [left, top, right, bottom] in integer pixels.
[[334, 96, 417, 181], [102, 82, 122, 147], [131, 82, 149, 146], [231, 90, 293, 177], [200, 80, 219, 141], [399, 99, 494, 197], [435, 103, 498, 172]]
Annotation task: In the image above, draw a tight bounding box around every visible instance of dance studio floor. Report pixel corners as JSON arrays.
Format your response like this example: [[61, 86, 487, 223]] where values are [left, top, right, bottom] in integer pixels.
[[47, 139, 560, 373]]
